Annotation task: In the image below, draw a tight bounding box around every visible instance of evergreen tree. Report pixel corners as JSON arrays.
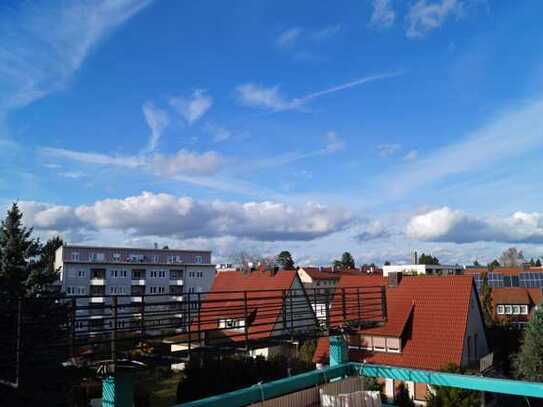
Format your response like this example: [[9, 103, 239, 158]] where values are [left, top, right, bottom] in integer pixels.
[[473, 260, 481, 267], [0, 204, 69, 405], [384, 260, 391, 266], [0, 203, 42, 298], [418, 253, 440, 265], [513, 306, 543, 381], [276, 251, 295, 269], [333, 252, 355, 270], [536, 259, 542, 267], [488, 259, 500, 270], [479, 272, 493, 327]]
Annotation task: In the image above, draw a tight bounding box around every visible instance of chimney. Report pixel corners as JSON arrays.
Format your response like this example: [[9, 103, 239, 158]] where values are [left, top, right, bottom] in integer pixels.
[[154, 242, 158, 249], [413, 251, 418, 265], [388, 272, 402, 288]]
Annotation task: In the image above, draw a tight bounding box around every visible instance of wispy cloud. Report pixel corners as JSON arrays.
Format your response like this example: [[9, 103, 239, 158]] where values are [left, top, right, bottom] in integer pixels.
[[380, 98, 543, 198], [312, 24, 343, 41], [377, 143, 401, 157], [251, 131, 345, 169], [0, 0, 152, 114], [142, 102, 169, 152], [403, 150, 418, 161], [276, 28, 303, 49], [406, 0, 462, 38], [204, 123, 231, 143], [370, 0, 396, 28], [235, 72, 402, 112], [169, 89, 213, 125], [40, 147, 221, 177]]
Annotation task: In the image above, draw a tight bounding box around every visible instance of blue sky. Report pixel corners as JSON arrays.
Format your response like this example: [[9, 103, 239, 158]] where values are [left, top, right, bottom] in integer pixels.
[[2, 0, 543, 265]]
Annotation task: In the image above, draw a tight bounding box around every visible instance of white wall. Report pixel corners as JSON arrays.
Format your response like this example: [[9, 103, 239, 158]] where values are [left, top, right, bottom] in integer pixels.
[[461, 287, 489, 366]]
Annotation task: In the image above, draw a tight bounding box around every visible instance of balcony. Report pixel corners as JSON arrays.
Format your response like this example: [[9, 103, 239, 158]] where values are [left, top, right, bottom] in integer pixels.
[[170, 279, 184, 286], [90, 278, 105, 286], [131, 279, 146, 285], [90, 296, 105, 303], [171, 295, 184, 302], [130, 296, 143, 303]]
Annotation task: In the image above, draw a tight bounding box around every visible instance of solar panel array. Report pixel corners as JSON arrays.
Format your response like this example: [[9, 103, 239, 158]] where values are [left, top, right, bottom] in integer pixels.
[[473, 272, 543, 289], [519, 272, 543, 288]]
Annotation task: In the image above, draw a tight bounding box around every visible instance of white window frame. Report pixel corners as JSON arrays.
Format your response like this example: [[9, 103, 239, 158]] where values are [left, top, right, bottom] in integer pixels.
[[521, 305, 529, 315], [497, 305, 505, 315], [505, 305, 512, 315], [195, 255, 203, 264], [113, 253, 121, 262], [513, 305, 521, 315], [71, 252, 80, 261], [150, 271, 157, 278]]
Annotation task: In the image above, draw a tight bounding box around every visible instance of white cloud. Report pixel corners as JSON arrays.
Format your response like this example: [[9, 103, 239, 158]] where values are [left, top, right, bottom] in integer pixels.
[[41, 147, 221, 177], [406, 207, 543, 244], [323, 131, 345, 154], [169, 89, 213, 125], [406, 0, 462, 38], [0, 0, 151, 113], [204, 123, 231, 143], [20, 192, 354, 242], [370, 0, 396, 28], [377, 143, 401, 157], [380, 98, 543, 198], [312, 24, 343, 41], [403, 150, 418, 161], [142, 102, 169, 152], [276, 28, 302, 48], [235, 83, 293, 111], [235, 72, 401, 112]]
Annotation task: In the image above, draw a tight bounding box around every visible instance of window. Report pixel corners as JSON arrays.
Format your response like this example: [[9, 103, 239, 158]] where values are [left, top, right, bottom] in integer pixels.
[[121, 270, 127, 278], [167, 255, 180, 264], [113, 253, 121, 262], [151, 255, 160, 263], [149, 271, 157, 278], [386, 338, 400, 353], [170, 270, 183, 279], [188, 287, 195, 294], [158, 270, 166, 278], [77, 270, 86, 278], [497, 305, 505, 315], [195, 255, 203, 264], [75, 321, 85, 330], [111, 270, 118, 278], [521, 305, 529, 315], [219, 319, 245, 329], [132, 270, 144, 279], [513, 305, 521, 315], [373, 337, 386, 352], [505, 305, 512, 315], [128, 254, 144, 262], [150, 286, 157, 294], [71, 252, 80, 261], [196, 286, 202, 293], [158, 286, 165, 294], [90, 252, 105, 262]]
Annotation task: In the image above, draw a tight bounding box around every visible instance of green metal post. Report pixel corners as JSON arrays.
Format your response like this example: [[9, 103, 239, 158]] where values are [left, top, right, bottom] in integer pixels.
[[102, 368, 136, 407], [329, 335, 348, 367]]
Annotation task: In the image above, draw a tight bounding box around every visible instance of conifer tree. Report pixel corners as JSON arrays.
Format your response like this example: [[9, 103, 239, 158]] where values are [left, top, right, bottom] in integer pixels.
[[514, 306, 543, 381]]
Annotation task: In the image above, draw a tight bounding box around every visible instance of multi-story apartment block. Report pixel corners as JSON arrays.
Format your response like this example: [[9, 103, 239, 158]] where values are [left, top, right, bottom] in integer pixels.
[[54, 244, 216, 335]]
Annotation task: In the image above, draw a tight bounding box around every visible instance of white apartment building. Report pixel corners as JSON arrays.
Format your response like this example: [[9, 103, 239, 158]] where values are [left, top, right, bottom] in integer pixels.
[[55, 244, 216, 335], [382, 264, 464, 277]]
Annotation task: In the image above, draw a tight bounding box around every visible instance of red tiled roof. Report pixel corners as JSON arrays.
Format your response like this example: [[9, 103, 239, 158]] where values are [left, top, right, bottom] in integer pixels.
[[492, 288, 531, 305], [491, 287, 543, 305], [192, 271, 299, 343], [315, 275, 476, 371]]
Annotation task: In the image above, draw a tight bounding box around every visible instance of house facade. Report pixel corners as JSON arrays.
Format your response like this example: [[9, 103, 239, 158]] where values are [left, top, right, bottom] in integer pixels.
[[314, 275, 489, 405]]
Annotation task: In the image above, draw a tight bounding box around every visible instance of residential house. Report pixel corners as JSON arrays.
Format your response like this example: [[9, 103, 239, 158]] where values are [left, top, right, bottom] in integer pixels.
[[313, 274, 489, 405], [492, 287, 543, 327], [171, 270, 318, 359]]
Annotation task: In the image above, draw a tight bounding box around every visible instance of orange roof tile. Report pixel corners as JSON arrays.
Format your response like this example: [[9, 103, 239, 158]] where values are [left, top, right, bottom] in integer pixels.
[[315, 275, 477, 371], [191, 271, 300, 343]]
